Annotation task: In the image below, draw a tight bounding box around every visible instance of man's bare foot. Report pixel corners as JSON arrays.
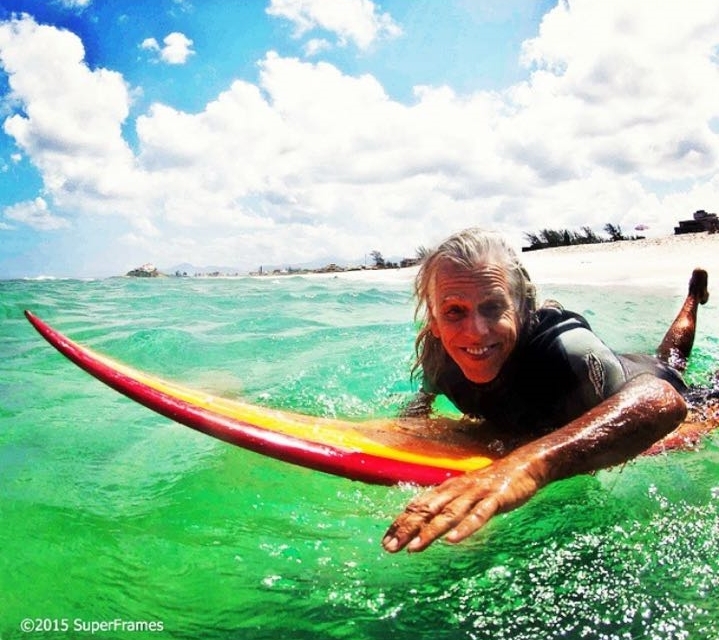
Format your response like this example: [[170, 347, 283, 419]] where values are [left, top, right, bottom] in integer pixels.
[[689, 268, 709, 305]]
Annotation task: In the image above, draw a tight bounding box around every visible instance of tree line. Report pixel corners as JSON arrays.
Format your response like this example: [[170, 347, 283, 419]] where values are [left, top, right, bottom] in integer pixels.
[[523, 223, 643, 251], [369, 223, 642, 267]]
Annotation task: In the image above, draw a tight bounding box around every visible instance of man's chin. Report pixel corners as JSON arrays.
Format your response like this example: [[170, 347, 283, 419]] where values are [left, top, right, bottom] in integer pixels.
[[460, 365, 499, 385]]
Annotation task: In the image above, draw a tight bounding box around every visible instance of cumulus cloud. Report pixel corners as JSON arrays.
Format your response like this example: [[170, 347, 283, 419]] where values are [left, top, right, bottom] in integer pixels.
[[514, 0, 719, 182], [267, 0, 402, 50], [141, 32, 195, 64], [4, 197, 70, 230], [1, 3, 719, 274], [0, 17, 139, 213]]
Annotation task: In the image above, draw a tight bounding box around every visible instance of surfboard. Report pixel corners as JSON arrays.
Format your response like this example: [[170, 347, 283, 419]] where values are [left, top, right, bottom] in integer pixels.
[[25, 310, 501, 485], [24, 311, 715, 486]]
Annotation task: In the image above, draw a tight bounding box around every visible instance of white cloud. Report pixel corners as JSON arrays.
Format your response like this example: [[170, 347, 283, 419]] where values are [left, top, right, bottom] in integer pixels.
[[304, 37, 332, 57], [140, 37, 159, 52], [1, 4, 719, 275], [267, 0, 402, 50], [141, 32, 195, 64], [513, 0, 719, 183], [4, 197, 70, 230], [59, 0, 92, 8], [0, 15, 139, 218]]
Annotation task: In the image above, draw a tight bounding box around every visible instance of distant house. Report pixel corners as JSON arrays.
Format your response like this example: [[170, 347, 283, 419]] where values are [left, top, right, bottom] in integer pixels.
[[316, 263, 343, 273], [674, 210, 719, 234]]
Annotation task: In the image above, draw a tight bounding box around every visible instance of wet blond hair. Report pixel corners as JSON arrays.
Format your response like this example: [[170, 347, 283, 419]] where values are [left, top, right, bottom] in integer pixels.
[[412, 228, 537, 382]]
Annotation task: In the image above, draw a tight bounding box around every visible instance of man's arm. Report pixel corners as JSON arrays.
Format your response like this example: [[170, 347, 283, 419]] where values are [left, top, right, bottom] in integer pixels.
[[382, 374, 686, 553]]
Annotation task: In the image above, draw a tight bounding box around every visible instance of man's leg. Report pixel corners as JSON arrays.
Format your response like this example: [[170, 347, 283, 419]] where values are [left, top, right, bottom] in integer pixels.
[[656, 268, 709, 372]]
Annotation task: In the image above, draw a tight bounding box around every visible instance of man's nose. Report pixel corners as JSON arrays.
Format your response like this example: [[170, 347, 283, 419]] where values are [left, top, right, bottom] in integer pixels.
[[467, 311, 491, 336]]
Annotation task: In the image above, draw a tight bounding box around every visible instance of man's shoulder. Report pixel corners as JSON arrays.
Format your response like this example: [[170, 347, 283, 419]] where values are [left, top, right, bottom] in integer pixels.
[[527, 306, 593, 349]]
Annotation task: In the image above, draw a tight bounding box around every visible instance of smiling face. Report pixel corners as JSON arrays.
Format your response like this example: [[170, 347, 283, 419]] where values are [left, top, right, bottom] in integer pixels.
[[429, 261, 519, 384]]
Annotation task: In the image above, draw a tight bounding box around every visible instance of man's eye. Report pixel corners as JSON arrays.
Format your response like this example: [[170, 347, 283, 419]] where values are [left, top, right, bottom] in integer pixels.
[[442, 306, 466, 320], [479, 302, 505, 318]]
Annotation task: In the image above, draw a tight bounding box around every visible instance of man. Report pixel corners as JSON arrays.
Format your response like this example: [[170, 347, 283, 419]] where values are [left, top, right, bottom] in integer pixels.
[[382, 228, 708, 553]]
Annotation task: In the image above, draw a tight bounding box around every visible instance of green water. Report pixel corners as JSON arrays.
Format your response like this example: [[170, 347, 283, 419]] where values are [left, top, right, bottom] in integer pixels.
[[1, 275, 719, 640]]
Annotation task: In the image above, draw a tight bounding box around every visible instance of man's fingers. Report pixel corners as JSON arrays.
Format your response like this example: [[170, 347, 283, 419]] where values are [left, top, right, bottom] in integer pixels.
[[382, 485, 489, 553], [382, 460, 545, 553], [445, 496, 499, 543], [381, 493, 450, 552]]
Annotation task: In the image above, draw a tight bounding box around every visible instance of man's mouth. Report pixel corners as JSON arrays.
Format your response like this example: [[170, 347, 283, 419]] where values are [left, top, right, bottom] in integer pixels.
[[464, 344, 497, 358]]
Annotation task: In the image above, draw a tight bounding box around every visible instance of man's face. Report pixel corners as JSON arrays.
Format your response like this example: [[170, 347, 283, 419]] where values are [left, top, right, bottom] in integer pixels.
[[429, 261, 519, 384]]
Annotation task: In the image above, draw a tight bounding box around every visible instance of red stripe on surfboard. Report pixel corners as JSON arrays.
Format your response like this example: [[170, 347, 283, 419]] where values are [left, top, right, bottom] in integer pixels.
[[24, 310, 461, 486]]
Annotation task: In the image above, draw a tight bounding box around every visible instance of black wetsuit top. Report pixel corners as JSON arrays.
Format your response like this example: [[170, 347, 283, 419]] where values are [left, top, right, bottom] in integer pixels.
[[422, 307, 686, 436]]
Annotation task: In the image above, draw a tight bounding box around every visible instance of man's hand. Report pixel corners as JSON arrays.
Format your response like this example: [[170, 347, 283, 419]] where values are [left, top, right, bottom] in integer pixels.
[[382, 376, 686, 553], [381, 457, 545, 553]]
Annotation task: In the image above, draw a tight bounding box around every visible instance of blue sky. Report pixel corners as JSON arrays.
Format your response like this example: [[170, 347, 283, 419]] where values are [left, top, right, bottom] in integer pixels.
[[1, 0, 718, 278]]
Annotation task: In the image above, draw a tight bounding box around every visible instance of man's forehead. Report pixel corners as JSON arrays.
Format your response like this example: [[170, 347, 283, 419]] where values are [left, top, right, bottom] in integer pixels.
[[432, 261, 510, 297]]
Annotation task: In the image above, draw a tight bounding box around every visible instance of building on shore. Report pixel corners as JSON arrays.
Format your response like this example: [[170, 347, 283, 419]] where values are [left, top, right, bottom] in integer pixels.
[[674, 210, 719, 235]]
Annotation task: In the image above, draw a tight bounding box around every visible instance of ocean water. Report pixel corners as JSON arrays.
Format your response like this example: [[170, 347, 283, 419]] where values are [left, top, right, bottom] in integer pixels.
[[1, 274, 719, 640]]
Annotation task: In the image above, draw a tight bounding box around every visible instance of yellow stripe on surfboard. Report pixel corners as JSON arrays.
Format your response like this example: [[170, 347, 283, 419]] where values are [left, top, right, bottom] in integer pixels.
[[87, 346, 493, 473]]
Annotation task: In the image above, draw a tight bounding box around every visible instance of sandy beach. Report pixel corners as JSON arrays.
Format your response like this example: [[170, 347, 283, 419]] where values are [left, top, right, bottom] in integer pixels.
[[521, 233, 718, 292], [317, 233, 718, 295]]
